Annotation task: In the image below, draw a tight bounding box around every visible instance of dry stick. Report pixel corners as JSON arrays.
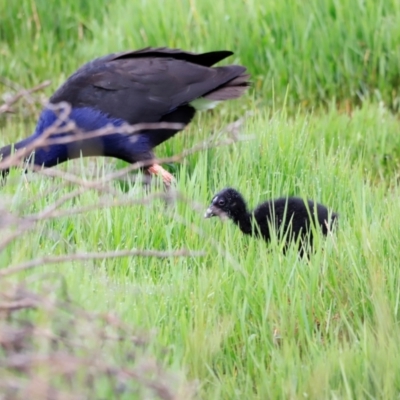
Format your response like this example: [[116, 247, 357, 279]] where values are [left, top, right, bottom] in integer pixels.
[[33, 132, 252, 190], [0, 102, 74, 169], [27, 192, 170, 221], [0, 299, 40, 311], [0, 184, 122, 253], [25, 190, 197, 224], [1, 192, 178, 251], [0, 249, 206, 277], [29, 186, 95, 221], [15, 184, 100, 214], [0, 221, 36, 253], [8, 168, 124, 215], [0, 80, 51, 114]]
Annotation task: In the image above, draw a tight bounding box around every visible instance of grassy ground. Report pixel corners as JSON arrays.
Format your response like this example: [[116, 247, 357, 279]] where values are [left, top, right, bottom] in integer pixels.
[[1, 0, 400, 398]]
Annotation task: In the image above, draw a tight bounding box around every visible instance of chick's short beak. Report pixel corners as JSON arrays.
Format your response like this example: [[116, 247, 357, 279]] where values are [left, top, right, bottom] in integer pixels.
[[204, 207, 215, 219]]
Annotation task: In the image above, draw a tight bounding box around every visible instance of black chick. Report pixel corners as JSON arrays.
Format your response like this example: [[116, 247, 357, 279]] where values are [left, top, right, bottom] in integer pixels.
[[205, 187, 338, 254], [0, 48, 250, 184]]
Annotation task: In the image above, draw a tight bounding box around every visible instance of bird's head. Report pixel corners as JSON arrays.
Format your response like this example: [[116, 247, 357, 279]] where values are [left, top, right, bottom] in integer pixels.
[[204, 187, 247, 220]]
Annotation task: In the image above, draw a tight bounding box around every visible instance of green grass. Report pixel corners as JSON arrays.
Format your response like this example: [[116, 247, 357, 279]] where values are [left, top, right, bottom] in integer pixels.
[[1, 0, 400, 398]]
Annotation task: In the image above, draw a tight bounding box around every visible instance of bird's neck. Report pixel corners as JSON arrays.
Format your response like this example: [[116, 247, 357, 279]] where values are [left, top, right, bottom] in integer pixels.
[[0, 106, 125, 170], [233, 212, 253, 235], [230, 208, 254, 236], [0, 128, 69, 170]]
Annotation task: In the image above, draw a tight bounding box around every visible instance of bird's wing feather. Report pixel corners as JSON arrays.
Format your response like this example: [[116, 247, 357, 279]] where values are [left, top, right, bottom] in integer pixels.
[[50, 48, 246, 124], [109, 47, 234, 67]]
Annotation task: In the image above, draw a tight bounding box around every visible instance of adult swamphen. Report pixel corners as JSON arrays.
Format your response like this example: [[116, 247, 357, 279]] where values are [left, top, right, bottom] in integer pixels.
[[0, 47, 250, 184]]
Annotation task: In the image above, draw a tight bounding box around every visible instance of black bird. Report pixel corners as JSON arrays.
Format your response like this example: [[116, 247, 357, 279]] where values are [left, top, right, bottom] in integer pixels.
[[0, 47, 250, 184], [205, 188, 338, 253]]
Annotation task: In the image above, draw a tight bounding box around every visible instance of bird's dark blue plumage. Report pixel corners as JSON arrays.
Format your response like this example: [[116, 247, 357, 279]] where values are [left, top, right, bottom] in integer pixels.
[[30, 107, 154, 165], [0, 47, 250, 183]]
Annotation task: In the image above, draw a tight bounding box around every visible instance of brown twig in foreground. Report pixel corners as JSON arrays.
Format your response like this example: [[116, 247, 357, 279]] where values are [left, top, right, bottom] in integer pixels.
[[0, 249, 206, 277], [0, 80, 51, 115]]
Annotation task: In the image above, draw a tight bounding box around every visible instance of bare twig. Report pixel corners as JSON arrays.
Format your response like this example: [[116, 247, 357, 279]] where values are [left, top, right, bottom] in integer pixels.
[[30, 127, 252, 189], [26, 191, 170, 220], [0, 299, 40, 311], [0, 249, 206, 277], [0, 80, 51, 115]]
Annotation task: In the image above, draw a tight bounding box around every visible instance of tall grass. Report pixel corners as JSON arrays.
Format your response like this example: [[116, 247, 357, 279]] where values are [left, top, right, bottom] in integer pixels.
[[2, 103, 400, 398], [1, 0, 400, 398]]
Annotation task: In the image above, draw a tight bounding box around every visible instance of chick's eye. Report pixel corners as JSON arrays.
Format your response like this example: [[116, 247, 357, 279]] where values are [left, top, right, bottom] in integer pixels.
[[218, 199, 225, 206]]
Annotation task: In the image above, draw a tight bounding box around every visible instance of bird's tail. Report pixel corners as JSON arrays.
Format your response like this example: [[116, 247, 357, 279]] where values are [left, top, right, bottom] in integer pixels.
[[204, 70, 251, 101]]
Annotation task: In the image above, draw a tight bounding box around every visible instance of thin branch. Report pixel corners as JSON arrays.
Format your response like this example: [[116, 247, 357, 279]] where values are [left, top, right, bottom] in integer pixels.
[[30, 129, 253, 188], [0, 299, 39, 311], [0, 249, 206, 277], [26, 192, 170, 220], [0, 80, 51, 114], [0, 228, 34, 254], [30, 186, 92, 220]]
